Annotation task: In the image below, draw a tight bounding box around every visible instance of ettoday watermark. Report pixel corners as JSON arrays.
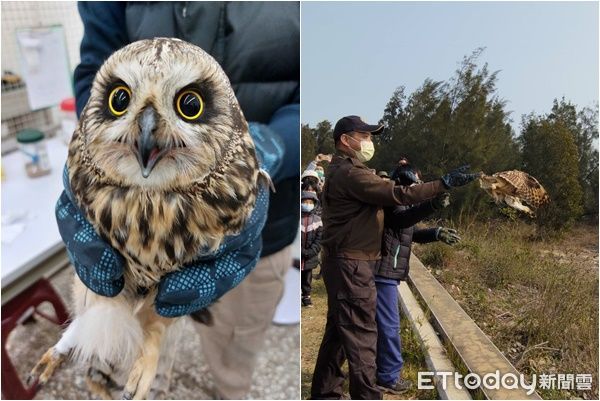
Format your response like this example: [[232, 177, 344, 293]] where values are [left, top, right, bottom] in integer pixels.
[[418, 371, 593, 395]]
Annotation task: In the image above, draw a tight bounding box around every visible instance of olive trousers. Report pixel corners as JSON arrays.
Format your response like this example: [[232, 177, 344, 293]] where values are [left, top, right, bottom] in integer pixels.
[[196, 245, 292, 399]]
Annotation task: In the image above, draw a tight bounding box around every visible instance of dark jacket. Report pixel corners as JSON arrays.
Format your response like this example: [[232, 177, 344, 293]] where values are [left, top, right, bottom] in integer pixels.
[[74, 1, 300, 256], [301, 208, 322, 271], [320, 155, 445, 260], [375, 203, 440, 281]]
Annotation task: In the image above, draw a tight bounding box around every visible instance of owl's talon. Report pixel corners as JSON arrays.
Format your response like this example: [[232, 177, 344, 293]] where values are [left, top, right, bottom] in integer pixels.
[[121, 391, 133, 400], [29, 347, 66, 386]]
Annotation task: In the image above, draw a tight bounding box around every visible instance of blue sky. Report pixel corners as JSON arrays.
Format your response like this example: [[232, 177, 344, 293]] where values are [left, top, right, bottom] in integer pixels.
[[301, 1, 599, 133]]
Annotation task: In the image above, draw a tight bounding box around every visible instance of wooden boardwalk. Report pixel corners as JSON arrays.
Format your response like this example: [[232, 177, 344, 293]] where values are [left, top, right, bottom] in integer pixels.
[[404, 255, 542, 400], [399, 281, 472, 400]]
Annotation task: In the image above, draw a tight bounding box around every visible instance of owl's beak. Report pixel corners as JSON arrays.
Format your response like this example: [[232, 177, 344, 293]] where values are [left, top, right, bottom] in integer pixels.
[[136, 107, 166, 178]]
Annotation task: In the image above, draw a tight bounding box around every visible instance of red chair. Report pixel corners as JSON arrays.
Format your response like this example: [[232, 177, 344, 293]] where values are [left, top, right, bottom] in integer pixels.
[[1, 278, 69, 399]]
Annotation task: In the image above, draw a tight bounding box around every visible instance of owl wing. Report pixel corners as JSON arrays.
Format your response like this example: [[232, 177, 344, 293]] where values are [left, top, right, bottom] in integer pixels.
[[496, 170, 550, 209]]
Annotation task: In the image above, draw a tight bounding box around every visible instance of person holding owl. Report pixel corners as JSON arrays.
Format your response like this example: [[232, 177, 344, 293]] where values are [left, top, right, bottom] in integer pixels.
[[59, 2, 299, 399]]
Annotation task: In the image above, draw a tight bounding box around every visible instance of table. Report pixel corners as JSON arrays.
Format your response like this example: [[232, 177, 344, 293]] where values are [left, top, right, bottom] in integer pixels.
[[1, 137, 71, 399], [1, 137, 70, 303]]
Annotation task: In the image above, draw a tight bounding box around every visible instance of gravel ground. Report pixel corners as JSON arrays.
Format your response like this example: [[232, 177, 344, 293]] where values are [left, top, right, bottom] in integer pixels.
[[6, 267, 300, 400]]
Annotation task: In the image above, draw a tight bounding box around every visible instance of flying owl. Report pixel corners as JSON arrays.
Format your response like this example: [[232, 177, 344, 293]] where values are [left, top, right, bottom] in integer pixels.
[[29, 38, 264, 399], [479, 170, 550, 217]]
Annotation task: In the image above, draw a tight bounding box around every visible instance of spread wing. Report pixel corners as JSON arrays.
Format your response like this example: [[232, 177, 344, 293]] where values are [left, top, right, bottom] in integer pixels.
[[496, 170, 550, 209]]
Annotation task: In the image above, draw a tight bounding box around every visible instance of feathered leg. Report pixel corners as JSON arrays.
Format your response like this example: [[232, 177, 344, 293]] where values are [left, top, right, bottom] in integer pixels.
[[28, 347, 67, 386], [28, 317, 81, 385], [86, 359, 120, 400], [505, 195, 536, 217], [122, 308, 173, 400], [148, 319, 184, 399]]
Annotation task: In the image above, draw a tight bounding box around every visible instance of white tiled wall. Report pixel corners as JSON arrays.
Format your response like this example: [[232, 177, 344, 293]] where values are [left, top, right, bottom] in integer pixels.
[[1, 1, 83, 75], [1, 1, 83, 153]]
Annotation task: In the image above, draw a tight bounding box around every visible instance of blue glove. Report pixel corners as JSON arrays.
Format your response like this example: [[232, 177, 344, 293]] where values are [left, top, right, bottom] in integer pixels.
[[155, 124, 276, 317], [155, 185, 268, 317], [249, 103, 300, 184], [56, 189, 125, 297], [56, 166, 125, 297], [56, 134, 274, 317], [441, 165, 482, 188], [248, 122, 284, 181]]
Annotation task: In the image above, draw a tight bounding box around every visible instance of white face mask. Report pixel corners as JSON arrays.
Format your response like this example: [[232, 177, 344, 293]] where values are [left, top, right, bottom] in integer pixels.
[[345, 135, 375, 163], [301, 203, 315, 212]]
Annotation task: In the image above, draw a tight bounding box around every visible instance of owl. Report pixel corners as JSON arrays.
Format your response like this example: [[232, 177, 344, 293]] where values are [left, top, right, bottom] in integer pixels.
[[29, 38, 263, 399], [479, 170, 550, 217]]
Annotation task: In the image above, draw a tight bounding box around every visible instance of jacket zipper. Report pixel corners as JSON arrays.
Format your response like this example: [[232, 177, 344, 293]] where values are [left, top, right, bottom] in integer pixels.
[[393, 245, 400, 269]]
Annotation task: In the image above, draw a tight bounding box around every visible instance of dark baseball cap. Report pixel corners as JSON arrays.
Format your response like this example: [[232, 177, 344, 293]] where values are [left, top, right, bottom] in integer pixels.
[[333, 115, 384, 140]]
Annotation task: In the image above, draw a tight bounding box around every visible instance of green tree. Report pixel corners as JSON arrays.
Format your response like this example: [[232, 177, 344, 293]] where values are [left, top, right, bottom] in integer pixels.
[[548, 98, 599, 215], [373, 49, 520, 218], [578, 105, 599, 214], [301, 123, 316, 169], [372, 86, 409, 171], [313, 120, 335, 155], [520, 115, 583, 231], [301, 120, 335, 170]]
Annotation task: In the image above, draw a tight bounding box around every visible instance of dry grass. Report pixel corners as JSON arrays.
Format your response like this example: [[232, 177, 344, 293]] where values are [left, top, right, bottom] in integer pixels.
[[414, 220, 599, 400], [301, 276, 437, 400], [300, 220, 597, 400]]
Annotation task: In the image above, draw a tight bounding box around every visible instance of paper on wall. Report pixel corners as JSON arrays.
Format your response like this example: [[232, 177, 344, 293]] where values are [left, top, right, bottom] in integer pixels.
[[16, 26, 73, 111]]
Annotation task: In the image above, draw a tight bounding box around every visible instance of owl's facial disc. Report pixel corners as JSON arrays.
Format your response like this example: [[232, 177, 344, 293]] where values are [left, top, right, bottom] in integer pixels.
[[135, 106, 168, 178]]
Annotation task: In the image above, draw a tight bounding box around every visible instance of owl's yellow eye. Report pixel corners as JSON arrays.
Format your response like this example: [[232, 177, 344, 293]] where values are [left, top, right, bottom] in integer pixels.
[[108, 85, 131, 116], [176, 90, 204, 121]]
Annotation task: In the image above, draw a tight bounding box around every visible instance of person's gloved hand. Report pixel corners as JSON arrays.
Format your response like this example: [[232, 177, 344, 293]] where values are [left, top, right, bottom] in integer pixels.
[[441, 165, 481, 188], [57, 158, 271, 317], [262, 103, 300, 183], [431, 192, 451, 210], [248, 122, 284, 181], [436, 227, 461, 245], [155, 184, 269, 317], [56, 189, 125, 297]]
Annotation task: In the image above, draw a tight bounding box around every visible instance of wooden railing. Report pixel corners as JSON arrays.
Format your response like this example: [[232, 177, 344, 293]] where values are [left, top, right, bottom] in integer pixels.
[[399, 254, 542, 400]]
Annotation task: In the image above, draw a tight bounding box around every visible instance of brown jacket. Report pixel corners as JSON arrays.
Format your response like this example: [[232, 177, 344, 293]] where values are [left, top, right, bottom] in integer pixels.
[[321, 155, 445, 260]]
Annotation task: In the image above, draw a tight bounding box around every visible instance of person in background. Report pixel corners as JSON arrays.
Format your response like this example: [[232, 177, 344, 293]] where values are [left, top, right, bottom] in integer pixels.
[[300, 191, 322, 307], [301, 170, 324, 279], [377, 170, 390, 179], [70, 2, 299, 398], [374, 161, 461, 394], [315, 165, 326, 183], [310, 115, 480, 400], [304, 154, 332, 172], [301, 169, 322, 195], [303, 154, 331, 187]]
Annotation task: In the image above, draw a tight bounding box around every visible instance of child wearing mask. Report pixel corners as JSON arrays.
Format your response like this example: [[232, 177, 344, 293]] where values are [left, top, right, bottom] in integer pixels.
[[300, 191, 322, 307]]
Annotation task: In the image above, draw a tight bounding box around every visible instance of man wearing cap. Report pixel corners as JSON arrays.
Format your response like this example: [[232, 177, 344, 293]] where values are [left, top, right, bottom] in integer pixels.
[[310, 115, 480, 399]]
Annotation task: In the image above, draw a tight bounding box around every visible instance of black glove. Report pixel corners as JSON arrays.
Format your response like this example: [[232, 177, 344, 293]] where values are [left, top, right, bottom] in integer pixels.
[[441, 165, 481, 188], [431, 192, 450, 210], [437, 227, 461, 245]]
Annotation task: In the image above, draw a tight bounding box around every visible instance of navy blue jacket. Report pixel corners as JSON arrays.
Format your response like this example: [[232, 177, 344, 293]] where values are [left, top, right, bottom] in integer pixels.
[[374, 202, 440, 281]]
